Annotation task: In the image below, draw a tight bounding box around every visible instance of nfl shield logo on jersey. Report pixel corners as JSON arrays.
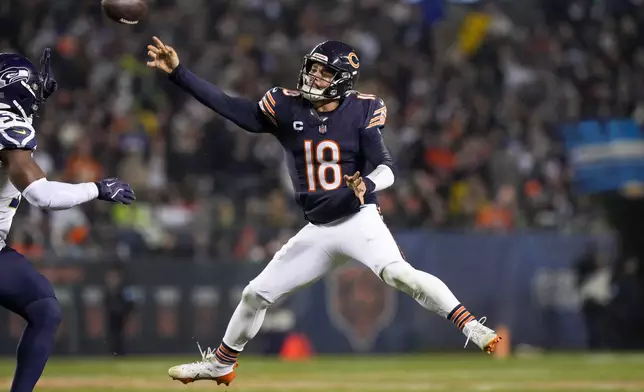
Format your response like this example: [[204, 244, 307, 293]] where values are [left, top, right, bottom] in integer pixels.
[[326, 265, 397, 352], [318, 124, 327, 134]]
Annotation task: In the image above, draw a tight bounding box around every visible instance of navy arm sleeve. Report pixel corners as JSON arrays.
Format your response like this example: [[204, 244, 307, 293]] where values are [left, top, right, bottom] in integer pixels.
[[360, 96, 394, 169], [360, 127, 394, 169], [359, 96, 395, 193], [168, 64, 271, 134]]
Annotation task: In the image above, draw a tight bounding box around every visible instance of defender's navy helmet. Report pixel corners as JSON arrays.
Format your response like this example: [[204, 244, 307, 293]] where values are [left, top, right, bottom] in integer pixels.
[[0, 49, 56, 118]]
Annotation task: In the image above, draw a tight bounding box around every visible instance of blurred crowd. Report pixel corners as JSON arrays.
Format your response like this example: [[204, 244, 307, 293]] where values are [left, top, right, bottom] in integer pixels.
[[0, 0, 639, 262]]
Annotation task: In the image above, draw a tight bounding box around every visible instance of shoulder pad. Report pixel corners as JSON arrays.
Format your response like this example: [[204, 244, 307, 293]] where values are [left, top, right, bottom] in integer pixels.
[[354, 93, 387, 130], [0, 112, 37, 150], [258, 87, 300, 126]]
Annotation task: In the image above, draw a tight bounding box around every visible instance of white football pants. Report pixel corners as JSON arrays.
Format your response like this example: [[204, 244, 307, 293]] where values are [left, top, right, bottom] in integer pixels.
[[249, 204, 403, 302], [222, 204, 460, 351]]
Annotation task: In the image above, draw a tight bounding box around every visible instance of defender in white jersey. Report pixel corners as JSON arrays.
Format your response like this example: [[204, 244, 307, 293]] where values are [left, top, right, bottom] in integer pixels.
[[148, 38, 501, 387], [0, 50, 135, 392]]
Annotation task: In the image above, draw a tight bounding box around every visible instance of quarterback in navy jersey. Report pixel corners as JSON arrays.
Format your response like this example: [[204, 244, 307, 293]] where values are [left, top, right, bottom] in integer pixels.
[[148, 37, 501, 386]]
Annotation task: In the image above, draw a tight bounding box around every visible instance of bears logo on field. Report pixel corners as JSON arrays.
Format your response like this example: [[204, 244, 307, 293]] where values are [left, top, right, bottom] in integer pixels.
[[326, 265, 397, 352]]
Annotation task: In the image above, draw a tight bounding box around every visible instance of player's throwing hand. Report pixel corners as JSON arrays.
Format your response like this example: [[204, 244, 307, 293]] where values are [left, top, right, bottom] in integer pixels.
[[146, 36, 180, 74], [344, 171, 366, 205]]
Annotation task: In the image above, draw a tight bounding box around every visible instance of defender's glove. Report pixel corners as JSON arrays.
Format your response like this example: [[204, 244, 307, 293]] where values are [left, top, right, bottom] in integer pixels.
[[39, 48, 58, 100], [95, 178, 136, 204]]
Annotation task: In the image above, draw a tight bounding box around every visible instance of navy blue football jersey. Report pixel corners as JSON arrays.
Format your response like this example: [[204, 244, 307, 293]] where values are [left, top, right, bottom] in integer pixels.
[[258, 87, 390, 223], [168, 64, 394, 224]]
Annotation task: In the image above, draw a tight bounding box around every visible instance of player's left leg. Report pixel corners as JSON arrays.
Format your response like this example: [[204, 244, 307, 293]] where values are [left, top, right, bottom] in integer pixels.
[[0, 247, 62, 392], [168, 222, 341, 385], [340, 205, 501, 353]]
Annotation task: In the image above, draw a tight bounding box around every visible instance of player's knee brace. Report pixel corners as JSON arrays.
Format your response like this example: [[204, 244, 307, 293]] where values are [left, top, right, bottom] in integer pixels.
[[24, 297, 62, 332], [241, 285, 272, 311], [382, 261, 422, 295]]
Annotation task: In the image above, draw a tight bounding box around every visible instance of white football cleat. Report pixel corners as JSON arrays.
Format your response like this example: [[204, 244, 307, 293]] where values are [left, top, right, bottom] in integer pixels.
[[168, 343, 238, 386], [463, 317, 502, 354]]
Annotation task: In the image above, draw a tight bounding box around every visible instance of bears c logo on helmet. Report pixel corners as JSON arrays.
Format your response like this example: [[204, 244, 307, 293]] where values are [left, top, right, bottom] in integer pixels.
[[347, 53, 360, 69], [0, 67, 30, 88]]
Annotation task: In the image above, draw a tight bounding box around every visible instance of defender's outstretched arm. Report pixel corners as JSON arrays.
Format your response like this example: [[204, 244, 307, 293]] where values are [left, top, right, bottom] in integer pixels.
[[0, 149, 134, 210]]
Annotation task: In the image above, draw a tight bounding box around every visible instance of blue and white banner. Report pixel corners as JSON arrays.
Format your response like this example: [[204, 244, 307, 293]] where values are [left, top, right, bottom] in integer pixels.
[[562, 119, 644, 194]]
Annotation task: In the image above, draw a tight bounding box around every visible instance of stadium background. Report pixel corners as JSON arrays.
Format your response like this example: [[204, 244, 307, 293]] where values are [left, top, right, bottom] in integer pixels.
[[2, 0, 644, 391]]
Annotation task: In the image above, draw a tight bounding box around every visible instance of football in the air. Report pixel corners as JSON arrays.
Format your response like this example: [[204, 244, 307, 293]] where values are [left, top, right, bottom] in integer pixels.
[[101, 0, 148, 25]]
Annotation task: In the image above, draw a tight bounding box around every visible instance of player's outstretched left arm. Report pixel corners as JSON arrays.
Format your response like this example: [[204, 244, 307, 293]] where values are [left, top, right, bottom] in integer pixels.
[[0, 149, 135, 210], [147, 36, 269, 134]]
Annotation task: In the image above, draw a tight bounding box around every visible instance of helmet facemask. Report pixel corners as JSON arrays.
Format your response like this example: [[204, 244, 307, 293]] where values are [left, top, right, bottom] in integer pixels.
[[16, 79, 40, 122], [33, 47, 57, 118], [297, 57, 354, 102]]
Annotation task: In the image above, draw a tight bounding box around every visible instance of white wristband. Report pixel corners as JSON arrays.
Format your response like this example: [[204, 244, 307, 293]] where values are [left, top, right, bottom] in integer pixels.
[[366, 164, 395, 192]]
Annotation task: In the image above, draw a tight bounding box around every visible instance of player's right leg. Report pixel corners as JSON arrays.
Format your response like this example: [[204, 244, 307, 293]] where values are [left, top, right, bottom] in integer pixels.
[[340, 205, 501, 353], [0, 247, 62, 392], [380, 261, 501, 353], [168, 223, 339, 385]]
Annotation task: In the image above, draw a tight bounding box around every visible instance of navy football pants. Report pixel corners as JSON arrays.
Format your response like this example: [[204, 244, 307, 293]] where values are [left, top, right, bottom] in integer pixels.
[[0, 247, 57, 315], [0, 247, 61, 392]]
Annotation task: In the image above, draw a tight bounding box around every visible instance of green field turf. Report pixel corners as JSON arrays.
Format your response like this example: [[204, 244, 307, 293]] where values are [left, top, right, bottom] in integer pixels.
[[0, 353, 643, 392]]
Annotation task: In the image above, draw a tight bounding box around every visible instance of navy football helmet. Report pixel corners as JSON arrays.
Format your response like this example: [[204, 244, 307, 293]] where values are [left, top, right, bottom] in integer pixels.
[[0, 49, 57, 119], [297, 41, 360, 101]]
